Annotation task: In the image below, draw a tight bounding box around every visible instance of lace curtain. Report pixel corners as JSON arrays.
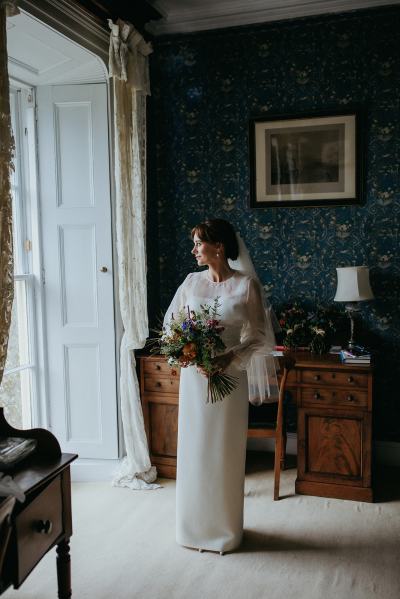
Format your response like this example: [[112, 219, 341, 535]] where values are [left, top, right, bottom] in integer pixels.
[[0, 0, 19, 385], [108, 20, 159, 490]]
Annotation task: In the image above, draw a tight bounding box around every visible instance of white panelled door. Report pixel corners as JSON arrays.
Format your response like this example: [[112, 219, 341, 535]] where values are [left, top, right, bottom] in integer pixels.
[[36, 83, 118, 459]]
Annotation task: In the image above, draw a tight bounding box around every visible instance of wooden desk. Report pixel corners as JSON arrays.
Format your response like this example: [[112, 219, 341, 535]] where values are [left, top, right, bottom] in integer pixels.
[[138, 354, 373, 502], [288, 353, 373, 502], [0, 410, 78, 597]]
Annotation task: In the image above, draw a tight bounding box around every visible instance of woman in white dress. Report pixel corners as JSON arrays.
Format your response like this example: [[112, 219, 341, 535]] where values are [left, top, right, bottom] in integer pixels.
[[164, 219, 277, 554]]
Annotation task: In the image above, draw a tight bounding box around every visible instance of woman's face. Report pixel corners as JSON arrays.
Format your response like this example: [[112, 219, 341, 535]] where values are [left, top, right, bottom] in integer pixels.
[[191, 234, 219, 267]]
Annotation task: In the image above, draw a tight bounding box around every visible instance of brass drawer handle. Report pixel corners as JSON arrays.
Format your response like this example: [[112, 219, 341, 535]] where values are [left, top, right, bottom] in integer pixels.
[[313, 375, 320, 381], [155, 382, 162, 388], [313, 392, 321, 400], [348, 376, 354, 383], [35, 519, 53, 535], [347, 395, 355, 402], [156, 364, 161, 370]]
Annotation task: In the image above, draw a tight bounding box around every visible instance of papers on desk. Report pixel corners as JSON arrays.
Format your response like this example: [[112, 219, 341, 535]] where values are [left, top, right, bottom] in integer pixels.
[[0, 437, 37, 470]]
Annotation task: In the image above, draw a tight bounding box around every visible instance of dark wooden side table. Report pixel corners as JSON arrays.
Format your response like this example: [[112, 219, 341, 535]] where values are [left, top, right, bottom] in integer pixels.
[[293, 353, 373, 502], [0, 409, 78, 597], [139, 353, 374, 502]]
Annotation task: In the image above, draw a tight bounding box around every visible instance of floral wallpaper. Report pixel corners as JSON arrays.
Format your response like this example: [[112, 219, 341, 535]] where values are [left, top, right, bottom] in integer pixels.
[[147, 6, 400, 441]]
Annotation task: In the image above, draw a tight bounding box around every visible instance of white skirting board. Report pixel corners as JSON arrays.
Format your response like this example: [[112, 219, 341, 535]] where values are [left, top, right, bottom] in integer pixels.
[[71, 439, 400, 481], [71, 459, 121, 482]]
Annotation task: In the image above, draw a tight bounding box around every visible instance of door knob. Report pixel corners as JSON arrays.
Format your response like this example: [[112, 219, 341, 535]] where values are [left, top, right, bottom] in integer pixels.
[[100, 266, 108, 273]]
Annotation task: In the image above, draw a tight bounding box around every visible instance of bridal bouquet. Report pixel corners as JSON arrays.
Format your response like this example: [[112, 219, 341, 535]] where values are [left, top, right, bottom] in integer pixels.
[[156, 298, 238, 403]]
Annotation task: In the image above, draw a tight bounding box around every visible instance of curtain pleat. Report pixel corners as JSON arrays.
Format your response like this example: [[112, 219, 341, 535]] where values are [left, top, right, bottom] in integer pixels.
[[0, 0, 19, 385], [109, 20, 158, 489]]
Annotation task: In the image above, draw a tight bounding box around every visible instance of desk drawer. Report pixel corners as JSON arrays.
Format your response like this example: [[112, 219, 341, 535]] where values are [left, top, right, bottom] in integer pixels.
[[301, 370, 368, 389], [143, 360, 180, 377], [144, 375, 180, 394], [15, 475, 63, 584], [302, 388, 368, 408]]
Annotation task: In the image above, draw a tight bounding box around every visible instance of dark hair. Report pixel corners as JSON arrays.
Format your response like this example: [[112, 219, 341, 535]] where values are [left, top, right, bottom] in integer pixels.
[[191, 219, 239, 261]]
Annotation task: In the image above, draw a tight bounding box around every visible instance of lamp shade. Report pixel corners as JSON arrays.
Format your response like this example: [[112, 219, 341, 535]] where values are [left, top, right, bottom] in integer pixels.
[[334, 266, 374, 302]]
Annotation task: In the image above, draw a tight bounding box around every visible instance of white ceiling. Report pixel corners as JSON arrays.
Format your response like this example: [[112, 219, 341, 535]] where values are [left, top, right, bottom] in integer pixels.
[[7, 10, 106, 87], [146, 0, 400, 35]]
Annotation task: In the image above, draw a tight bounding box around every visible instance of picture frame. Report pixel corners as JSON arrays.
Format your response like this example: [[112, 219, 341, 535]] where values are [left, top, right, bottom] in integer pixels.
[[249, 109, 364, 208]]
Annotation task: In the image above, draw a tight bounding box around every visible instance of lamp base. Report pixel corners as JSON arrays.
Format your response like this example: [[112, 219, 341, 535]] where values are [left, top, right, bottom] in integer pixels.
[[345, 302, 360, 350]]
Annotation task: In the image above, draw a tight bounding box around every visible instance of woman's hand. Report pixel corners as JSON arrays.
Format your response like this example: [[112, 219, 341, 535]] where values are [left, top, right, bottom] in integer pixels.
[[197, 352, 234, 377], [212, 352, 234, 374]]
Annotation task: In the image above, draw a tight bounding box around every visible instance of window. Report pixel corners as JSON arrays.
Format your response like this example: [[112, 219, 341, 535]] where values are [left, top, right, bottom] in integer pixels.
[[0, 87, 42, 429]]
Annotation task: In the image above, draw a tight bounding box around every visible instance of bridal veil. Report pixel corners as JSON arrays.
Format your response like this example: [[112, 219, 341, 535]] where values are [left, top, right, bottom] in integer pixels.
[[229, 233, 279, 405]]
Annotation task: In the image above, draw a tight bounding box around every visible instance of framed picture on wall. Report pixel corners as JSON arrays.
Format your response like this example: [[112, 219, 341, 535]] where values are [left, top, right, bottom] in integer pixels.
[[249, 109, 364, 208]]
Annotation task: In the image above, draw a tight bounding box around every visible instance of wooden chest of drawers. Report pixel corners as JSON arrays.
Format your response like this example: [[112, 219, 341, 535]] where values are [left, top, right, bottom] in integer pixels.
[[140, 356, 180, 478], [139, 354, 374, 501], [295, 358, 373, 502]]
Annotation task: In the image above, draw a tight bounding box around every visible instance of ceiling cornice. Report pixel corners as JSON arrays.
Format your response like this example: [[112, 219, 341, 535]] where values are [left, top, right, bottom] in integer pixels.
[[146, 0, 400, 35], [18, 0, 109, 62]]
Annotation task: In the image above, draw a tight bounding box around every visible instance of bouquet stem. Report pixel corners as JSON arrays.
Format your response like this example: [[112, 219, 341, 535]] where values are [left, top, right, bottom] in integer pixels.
[[207, 372, 238, 403]]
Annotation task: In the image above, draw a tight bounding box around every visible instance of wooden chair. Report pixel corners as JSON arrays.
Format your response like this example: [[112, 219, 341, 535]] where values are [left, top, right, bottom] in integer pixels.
[[247, 356, 296, 500]]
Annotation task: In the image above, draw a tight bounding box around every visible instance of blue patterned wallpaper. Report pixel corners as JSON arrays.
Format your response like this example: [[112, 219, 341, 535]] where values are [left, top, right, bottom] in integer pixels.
[[147, 6, 400, 441]]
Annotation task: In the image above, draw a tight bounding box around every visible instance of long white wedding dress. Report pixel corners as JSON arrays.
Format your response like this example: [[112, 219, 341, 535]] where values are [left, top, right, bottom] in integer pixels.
[[165, 269, 270, 553]]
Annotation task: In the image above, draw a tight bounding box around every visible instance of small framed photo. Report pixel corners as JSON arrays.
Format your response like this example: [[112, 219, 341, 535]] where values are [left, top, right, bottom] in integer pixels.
[[249, 109, 364, 208]]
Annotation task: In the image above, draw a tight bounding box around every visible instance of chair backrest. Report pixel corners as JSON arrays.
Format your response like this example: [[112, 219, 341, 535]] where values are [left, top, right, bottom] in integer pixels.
[[0, 495, 16, 579]]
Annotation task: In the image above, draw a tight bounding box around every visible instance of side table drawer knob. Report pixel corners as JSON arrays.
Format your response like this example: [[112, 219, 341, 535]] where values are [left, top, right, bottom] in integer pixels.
[[313, 375, 320, 381], [348, 376, 354, 383], [314, 392, 321, 400], [347, 395, 354, 402], [35, 519, 53, 535], [155, 382, 161, 387], [156, 364, 161, 370]]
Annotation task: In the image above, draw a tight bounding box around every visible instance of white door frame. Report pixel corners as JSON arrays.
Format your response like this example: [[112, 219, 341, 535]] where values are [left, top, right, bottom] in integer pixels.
[[18, 0, 124, 475]]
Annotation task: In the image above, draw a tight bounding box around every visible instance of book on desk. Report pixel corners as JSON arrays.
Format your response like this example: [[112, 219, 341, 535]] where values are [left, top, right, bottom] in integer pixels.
[[340, 345, 372, 365]]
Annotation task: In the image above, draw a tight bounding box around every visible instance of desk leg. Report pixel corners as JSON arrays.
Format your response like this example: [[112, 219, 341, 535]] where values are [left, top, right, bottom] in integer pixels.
[[56, 539, 71, 598]]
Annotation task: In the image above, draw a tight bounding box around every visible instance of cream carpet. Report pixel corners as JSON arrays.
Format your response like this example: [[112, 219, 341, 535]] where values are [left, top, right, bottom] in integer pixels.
[[4, 454, 400, 599]]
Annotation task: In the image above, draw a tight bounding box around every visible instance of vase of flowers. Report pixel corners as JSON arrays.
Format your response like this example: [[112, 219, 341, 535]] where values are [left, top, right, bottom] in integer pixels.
[[278, 303, 342, 355], [307, 306, 340, 355], [309, 326, 329, 354], [278, 304, 310, 350]]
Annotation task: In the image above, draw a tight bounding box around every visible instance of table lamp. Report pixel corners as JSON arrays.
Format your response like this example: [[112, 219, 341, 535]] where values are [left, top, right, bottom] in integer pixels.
[[334, 266, 374, 350]]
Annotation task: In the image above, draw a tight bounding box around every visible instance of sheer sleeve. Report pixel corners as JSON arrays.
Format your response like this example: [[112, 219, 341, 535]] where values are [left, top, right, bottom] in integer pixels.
[[163, 274, 191, 329], [230, 278, 274, 368], [230, 277, 279, 405]]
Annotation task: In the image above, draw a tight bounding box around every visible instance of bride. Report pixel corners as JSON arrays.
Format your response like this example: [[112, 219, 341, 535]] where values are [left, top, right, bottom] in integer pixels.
[[164, 219, 277, 554]]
